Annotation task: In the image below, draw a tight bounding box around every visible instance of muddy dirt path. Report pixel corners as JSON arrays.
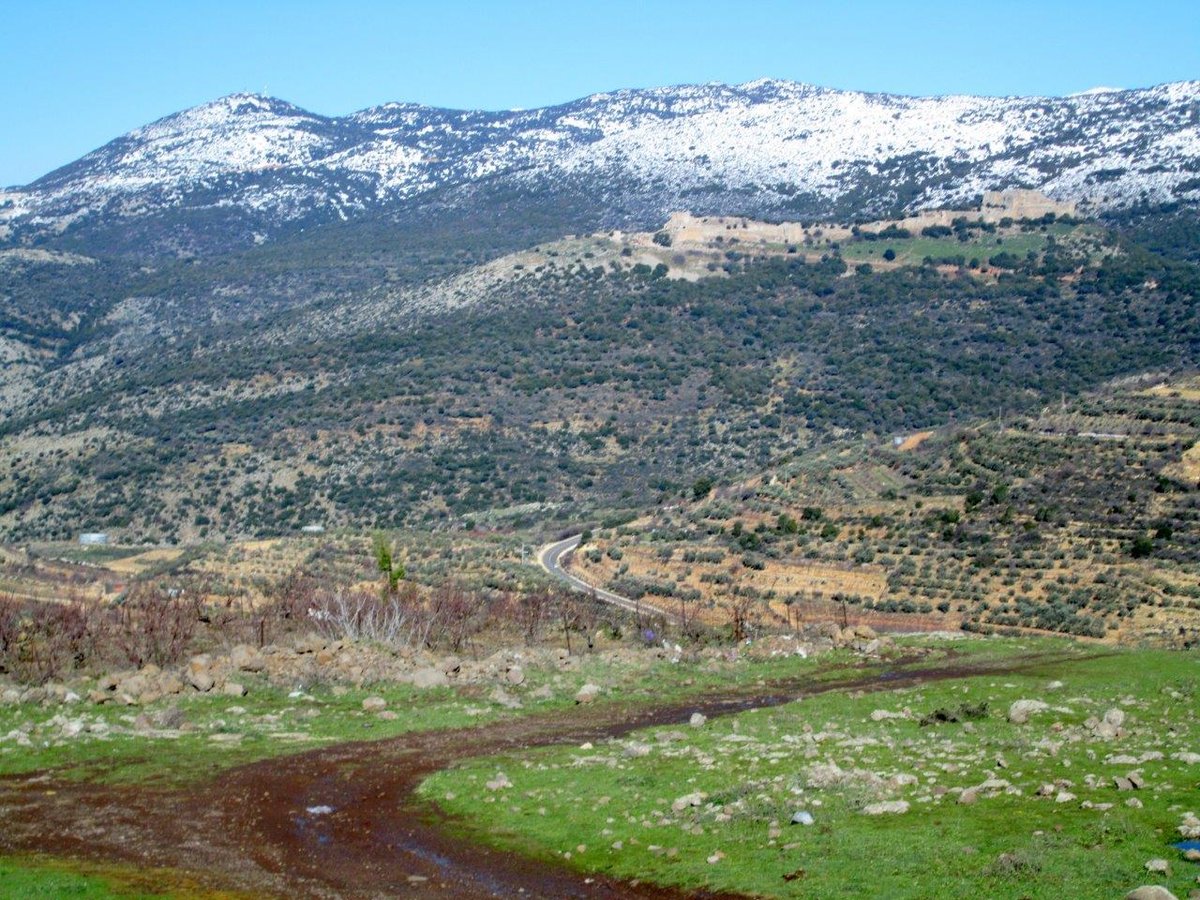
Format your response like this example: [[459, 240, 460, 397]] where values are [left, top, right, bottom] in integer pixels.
[[0, 651, 1086, 898]]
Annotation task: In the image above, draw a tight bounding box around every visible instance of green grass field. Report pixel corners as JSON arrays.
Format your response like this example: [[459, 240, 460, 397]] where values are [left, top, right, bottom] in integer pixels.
[[4, 636, 1193, 897], [0, 854, 245, 899], [0, 647, 868, 785], [839, 225, 1080, 267], [1, 679, 497, 786], [0, 642, 884, 896], [0, 858, 141, 899], [420, 642, 1200, 899]]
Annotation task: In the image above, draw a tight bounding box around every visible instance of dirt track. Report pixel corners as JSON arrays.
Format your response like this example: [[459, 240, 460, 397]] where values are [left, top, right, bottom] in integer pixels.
[[0, 651, 1082, 898]]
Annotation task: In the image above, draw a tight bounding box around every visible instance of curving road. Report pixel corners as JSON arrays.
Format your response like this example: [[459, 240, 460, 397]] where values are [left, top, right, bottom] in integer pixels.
[[537, 534, 676, 622]]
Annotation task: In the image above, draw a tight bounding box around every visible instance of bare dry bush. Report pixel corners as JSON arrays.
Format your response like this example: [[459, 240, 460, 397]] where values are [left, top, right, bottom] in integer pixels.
[[426, 581, 487, 652], [496, 589, 624, 652], [115, 582, 204, 669], [0, 593, 99, 684], [306, 588, 417, 645], [302, 581, 493, 652], [0, 562, 669, 684], [269, 570, 322, 624], [219, 569, 325, 649], [509, 590, 557, 644], [0, 580, 211, 683], [0, 593, 20, 661], [726, 594, 762, 644]]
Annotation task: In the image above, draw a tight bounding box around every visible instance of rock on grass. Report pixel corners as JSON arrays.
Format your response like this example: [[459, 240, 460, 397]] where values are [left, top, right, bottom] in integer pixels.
[[1125, 887, 1178, 900], [1007, 699, 1049, 724], [575, 683, 601, 704], [861, 801, 909, 815]]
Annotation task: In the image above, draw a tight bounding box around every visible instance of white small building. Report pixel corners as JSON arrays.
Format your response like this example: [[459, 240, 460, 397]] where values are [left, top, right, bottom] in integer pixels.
[[79, 532, 110, 546], [300, 524, 325, 535]]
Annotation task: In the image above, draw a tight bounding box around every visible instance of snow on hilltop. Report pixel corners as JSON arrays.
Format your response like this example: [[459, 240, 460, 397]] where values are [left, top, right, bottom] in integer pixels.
[[2, 80, 1199, 248]]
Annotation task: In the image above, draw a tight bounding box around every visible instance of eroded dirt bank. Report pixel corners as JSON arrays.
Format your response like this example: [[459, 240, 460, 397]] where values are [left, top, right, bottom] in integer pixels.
[[0, 651, 1087, 898]]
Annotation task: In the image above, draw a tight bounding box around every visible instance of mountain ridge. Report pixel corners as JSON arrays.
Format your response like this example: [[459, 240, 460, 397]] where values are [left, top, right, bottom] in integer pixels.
[[3, 79, 1198, 255]]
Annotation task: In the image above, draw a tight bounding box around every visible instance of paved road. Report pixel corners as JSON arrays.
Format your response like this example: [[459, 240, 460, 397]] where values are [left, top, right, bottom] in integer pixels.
[[537, 534, 675, 622]]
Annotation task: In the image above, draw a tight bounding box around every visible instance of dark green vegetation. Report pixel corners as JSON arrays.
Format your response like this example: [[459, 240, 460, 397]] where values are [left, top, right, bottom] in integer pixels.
[[2, 211, 1198, 546], [422, 643, 1200, 899], [840, 217, 1095, 270]]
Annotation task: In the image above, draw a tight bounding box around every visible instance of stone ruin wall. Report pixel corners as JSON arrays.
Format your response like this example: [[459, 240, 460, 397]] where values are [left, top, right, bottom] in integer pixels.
[[979, 189, 1078, 222], [657, 190, 1076, 248]]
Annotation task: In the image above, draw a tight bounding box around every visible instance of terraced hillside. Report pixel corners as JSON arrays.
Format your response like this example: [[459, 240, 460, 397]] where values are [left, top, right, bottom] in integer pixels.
[[2, 526, 549, 619], [570, 375, 1200, 646]]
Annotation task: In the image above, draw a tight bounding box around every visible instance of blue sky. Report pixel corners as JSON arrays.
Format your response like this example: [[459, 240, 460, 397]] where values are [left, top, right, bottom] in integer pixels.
[[2, 0, 1197, 186]]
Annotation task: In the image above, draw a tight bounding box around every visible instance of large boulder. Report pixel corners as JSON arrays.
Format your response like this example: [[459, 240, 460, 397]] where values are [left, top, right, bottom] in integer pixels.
[[1178, 812, 1200, 839], [1125, 888, 1177, 900], [186, 655, 215, 692], [862, 801, 909, 815], [575, 683, 601, 704], [293, 634, 326, 655], [1090, 706, 1128, 740], [1007, 699, 1049, 724], [156, 672, 185, 696], [229, 644, 266, 672], [671, 791, 705, 812], [116, 671, 153, 699], [412, 667, 449, 689], [812, 622, 843, 643], [96, 672, 126, 692]]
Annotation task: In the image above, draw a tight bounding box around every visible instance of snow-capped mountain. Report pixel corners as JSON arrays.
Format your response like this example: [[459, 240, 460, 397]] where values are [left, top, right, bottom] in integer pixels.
[[3, 80, 1199, 253]]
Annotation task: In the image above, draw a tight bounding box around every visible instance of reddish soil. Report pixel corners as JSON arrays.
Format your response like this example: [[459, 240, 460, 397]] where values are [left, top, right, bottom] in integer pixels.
[[0, 651, 1081, 898]]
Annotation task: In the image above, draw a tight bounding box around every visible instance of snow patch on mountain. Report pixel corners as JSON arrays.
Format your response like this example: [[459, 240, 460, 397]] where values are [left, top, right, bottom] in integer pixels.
[[2, 80, 1199, 249]]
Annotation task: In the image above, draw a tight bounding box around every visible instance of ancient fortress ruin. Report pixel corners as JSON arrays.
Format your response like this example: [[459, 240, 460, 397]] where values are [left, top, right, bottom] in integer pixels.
[[979, 189, 1078, 222], [657, 190, 1077, 248]]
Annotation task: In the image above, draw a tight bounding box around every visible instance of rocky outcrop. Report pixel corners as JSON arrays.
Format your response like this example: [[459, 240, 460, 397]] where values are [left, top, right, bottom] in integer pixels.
[[0, 619, 898, 709]]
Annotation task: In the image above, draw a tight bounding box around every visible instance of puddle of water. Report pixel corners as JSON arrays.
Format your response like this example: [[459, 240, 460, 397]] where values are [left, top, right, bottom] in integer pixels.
[[292, 813, 334, 847], [386, 831, 538, 897]]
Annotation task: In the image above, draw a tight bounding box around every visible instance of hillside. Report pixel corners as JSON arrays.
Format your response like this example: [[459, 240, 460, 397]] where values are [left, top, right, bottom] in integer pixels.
[[570, 373, 1200, 647], [2, 80, 1199, 255], [1, 209, 1197, 551], [1, 81, 1198, 647]]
